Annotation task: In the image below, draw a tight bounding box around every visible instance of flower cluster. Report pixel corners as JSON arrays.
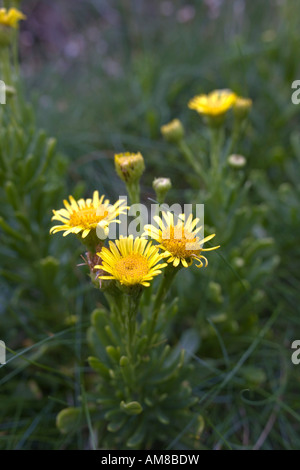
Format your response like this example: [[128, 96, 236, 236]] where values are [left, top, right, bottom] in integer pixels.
[[50, 156, 219, 290]]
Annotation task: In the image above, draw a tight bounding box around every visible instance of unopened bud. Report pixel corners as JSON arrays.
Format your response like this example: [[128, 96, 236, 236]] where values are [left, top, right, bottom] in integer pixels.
[[114, 152, 145, 184], [233, 97, 252, 121], [5, 85, 16, 98], [208, 281, 223, 304], [161, 119, 184, 144], [152, 177, 172, 203], [228, 154, 247, 169]]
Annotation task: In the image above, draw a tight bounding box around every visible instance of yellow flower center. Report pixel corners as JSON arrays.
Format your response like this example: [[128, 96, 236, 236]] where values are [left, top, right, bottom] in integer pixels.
[[161, 226, 200, 259], [69, 207, 108, 228], [114, 254, 149, 283]]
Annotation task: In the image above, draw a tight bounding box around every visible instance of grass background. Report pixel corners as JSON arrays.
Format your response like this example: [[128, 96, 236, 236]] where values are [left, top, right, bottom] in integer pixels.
[[0, 0, 300, 449]]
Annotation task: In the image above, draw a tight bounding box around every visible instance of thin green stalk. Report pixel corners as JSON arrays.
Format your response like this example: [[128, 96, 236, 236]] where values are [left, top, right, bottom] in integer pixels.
[[147, 266, 178, 347], [126, 180, 140, 205], [178, 139, 205, 181], [209, 126, 224, 177], [226, 120, 241, 159], [126, 180, 143, 235], [104, 290, 124, 323], [0, 48, 12, 85], [123, 289, 142, 363]]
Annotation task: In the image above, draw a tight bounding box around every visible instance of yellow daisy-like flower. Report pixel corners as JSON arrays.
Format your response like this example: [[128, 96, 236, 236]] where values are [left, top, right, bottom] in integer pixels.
[[96, 236, 168, 287], [144, 212, 220, 268], [188, 89, 237, 117], [50, 191, 127, 239], [0, 8, 26, 29]]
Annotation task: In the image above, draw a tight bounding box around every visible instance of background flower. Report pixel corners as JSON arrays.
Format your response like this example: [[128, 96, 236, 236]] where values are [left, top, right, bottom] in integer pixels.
[[0, 8, 26, 28], [188, 89, 237, 117]]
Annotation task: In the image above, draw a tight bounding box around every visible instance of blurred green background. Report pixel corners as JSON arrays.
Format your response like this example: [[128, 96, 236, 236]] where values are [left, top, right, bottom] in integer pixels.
[[21, 0, 299, 190]]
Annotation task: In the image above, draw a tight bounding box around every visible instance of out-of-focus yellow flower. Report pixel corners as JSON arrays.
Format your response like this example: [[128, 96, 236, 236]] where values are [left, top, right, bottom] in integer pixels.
[[161, 119, 184, 144], [144, 211, 219, 268], [188, 89, 237, 117], [96, 236, 168, 287], [114, 152, 145, 184], [0, 8, 26, 29], [50, 191, 127, 239]]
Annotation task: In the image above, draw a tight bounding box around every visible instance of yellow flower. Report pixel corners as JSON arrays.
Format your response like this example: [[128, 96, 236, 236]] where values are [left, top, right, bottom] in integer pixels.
[[0, 8, 26, 29], [144, 212, 220, 268], [188, 89, 237, 117], [96, 236, 168, 287], [50, 191, 127, 239]]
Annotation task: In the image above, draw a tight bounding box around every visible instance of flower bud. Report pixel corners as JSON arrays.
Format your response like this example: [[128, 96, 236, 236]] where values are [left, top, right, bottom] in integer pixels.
[[5, 85, 16, 98], [207, 281, 223, 304], [114, 152, 145, 184], [161, 119, 184, 144], [228, 154, 247, 169], [233, 97, 252, 121], [152, 177, 172, 204]]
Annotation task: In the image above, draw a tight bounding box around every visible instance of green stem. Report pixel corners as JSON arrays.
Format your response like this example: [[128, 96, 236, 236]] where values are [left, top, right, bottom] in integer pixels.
[[226, 120, 241, 159], [147, 266, 178, 347], [126, 180, 143, 235], [0, 48, 12, 85], [209, 126, 224, 183], [126, 180, 140, 205], [123, 289, 142, 363], [210, 127, 221, 170], [178, 139, 205, 180], [104, 290, 123, 323]]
